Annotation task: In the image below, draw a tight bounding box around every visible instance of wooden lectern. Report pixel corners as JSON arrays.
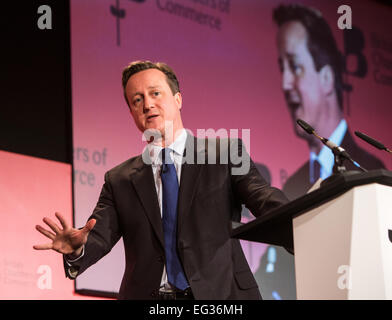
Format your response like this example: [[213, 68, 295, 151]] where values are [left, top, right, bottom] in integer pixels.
[[232, 169, 392, 299]]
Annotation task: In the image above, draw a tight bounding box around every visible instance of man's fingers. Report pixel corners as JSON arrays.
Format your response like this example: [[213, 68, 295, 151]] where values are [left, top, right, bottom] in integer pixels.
[[55, 212, 69, 230], [35, 225, 55, 240], [33, 243, 53, 250], [43, 217, 61, 234]]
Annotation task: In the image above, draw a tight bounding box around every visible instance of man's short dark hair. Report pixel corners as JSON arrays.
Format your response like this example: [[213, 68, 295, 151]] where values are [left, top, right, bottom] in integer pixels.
[[273, 4, 344, 110], [122, 60, 180, 107]]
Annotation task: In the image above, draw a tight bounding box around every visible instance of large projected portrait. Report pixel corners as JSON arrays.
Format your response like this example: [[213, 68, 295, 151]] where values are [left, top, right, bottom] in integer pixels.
[[274, 4, 385, 201]]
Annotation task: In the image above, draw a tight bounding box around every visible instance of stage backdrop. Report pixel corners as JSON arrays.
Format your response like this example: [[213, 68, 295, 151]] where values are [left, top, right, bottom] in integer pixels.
[[0, 150, 101, 299], [71, 0, 392, 299]]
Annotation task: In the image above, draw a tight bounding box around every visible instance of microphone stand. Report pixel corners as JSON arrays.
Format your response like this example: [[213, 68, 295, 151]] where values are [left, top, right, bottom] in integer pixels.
[[332, 149, 348, 174], [321, 148, 363, 187]]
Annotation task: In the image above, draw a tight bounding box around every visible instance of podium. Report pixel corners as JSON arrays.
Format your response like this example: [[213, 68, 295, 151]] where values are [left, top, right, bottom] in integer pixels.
[[232, 169, 392, 299]]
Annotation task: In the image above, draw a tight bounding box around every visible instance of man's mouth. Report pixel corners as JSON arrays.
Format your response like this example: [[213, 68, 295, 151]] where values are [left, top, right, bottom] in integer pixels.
[[284, 91, 301, 113], [147, 115, 159, 120], [286, 100, 301, 113]]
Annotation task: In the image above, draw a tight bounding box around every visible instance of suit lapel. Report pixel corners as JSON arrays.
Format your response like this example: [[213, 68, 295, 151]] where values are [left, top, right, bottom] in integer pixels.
[[177, 135, 204, 234], [129, 154, 164, 249]]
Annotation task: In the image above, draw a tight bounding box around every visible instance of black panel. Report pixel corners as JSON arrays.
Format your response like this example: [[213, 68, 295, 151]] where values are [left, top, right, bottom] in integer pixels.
[[1, 1, 72, 164]]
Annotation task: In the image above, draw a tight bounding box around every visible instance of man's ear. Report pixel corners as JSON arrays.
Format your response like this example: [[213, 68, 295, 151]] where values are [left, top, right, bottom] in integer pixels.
[[175, 91, 182, 110], [319, 65, 334, 96]]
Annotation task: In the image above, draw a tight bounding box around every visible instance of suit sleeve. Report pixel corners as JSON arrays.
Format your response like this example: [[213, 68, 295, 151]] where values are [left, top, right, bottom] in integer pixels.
[[64, 171, 122, 278], [229, 138, 289, 218]]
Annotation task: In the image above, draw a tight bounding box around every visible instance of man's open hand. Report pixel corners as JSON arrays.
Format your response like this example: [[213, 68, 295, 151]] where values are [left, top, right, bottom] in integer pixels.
[[33, 212, 96, 256]]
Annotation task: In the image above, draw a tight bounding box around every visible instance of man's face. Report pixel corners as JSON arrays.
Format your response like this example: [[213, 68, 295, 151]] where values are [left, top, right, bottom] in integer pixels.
[[125, 68, 182, 140], [277, 21, 325, 139]]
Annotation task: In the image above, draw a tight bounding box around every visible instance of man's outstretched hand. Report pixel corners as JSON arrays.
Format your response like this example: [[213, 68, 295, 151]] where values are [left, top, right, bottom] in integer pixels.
[[33, 212, 96, 257]]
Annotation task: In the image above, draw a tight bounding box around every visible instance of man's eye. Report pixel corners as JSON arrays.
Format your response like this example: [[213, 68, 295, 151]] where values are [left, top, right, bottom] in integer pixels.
[[133, 97, 143, 106], [153, 91, 160, 96], [290, 62, 302, 76]]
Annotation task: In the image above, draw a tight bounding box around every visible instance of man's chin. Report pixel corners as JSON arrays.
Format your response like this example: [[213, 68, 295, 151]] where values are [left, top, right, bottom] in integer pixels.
[[294, 126, 309, 140], [145, 122, 165, 132]]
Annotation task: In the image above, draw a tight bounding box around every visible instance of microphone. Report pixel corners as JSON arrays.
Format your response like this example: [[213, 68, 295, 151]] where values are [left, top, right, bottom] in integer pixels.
[[296, 119, 314, 135], [296, 119, 367, 172], [296, 119, 350, 158], [355, 131, 392, 153]]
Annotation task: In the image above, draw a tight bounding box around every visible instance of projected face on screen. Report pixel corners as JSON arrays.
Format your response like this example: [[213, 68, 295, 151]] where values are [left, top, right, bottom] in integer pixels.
[[277, 21, 327, 141], [273, 4, 346, 151], [125, 68, 183, 142], [274, 4, 387, 203]]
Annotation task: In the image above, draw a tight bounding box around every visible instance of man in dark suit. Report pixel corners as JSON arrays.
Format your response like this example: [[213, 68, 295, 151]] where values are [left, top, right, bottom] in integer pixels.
[[273, 4, 385, 201], [34, 61, 289, 300]]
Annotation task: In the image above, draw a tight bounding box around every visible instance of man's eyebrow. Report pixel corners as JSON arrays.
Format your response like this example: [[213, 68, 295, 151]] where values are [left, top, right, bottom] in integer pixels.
[[131, 86, 162, 98], [278, 53, 296, 63]]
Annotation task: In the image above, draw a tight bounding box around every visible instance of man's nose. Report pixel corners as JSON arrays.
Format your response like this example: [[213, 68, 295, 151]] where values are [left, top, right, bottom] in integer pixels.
[[143, 96, 154, 113], [282, 67, 295, 91]]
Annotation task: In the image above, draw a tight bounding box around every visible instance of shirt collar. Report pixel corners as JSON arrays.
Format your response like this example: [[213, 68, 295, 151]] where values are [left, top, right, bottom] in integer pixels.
[[310, 119, 347, 179], [147, 129, 187, 166]]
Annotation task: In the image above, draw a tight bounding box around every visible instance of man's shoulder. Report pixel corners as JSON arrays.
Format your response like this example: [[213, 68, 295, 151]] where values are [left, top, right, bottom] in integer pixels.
[[106, 154, 144, 177], [199, 136, 244, 151], [198, 137, 247, 162]]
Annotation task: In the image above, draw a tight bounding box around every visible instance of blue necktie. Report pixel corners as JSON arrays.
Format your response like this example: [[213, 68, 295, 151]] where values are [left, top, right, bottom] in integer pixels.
[[160, 148, 189, 290]]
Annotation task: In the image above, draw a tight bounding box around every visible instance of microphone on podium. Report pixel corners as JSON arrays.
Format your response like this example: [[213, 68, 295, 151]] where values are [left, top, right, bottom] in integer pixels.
[[296, 119, 367, 173], [354, 131, 392, 154]]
